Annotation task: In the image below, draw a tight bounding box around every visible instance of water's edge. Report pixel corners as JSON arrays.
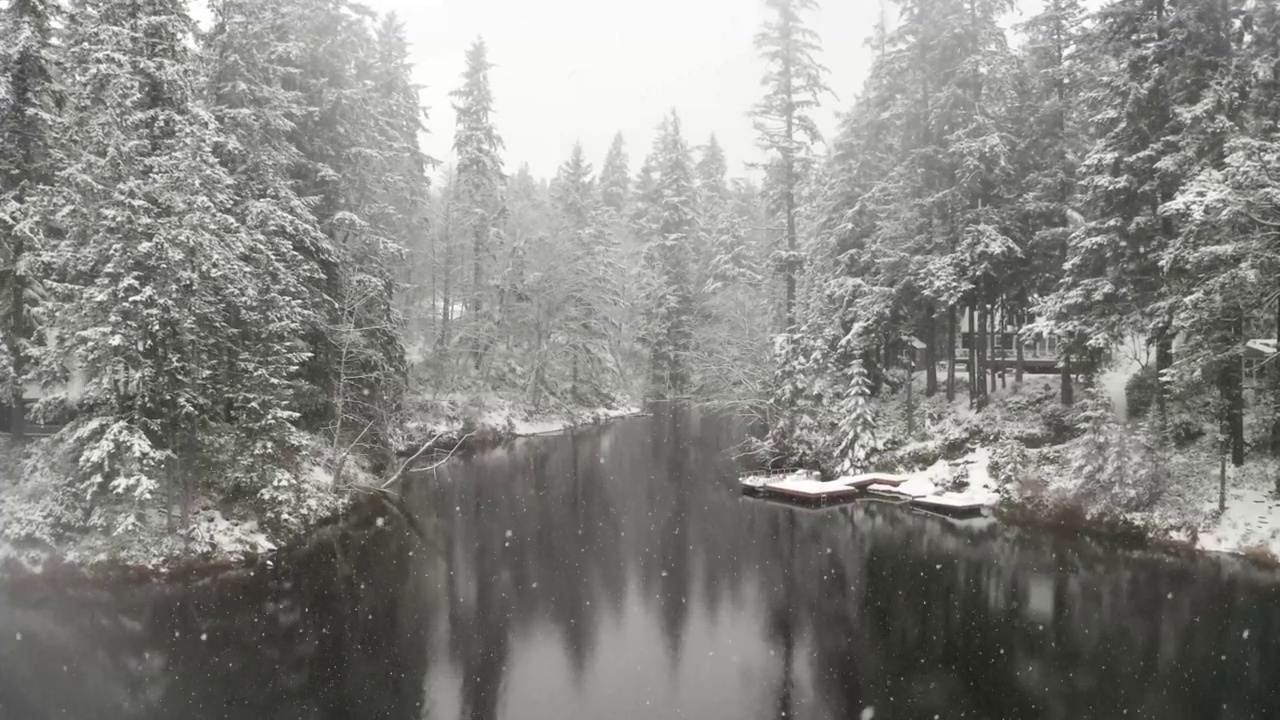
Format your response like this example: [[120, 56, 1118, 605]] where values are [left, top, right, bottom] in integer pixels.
[[0, 409, 649, 586]]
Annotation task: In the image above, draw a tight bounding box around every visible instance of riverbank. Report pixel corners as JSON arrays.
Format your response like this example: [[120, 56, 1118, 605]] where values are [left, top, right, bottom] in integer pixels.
[[856, 374, 1280, 568], [0, 392, 641, 581]]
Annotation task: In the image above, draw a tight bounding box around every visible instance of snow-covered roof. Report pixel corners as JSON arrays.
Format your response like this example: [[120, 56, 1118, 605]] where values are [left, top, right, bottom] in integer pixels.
[[1246, 339, 1277, 356]]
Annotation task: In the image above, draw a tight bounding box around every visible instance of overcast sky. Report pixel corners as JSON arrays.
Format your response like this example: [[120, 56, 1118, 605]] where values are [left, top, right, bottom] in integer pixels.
[[361, 0, 892, 182]]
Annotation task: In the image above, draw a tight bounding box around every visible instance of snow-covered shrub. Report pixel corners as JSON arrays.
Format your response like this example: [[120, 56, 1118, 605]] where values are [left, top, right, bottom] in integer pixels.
[[988, 438, 1031, 486], [1063, 388, 1166, 512], [1125, 366, 1159, 420], [832, 361, 881, 471]]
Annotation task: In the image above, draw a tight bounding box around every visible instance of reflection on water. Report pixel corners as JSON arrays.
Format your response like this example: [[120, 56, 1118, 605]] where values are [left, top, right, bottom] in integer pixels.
[[2, 406, 1279, 719]]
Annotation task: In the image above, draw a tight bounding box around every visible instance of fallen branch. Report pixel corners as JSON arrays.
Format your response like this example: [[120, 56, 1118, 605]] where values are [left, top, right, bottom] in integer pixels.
[[332, 418, 376, 488], [381, 431, 474, 489]]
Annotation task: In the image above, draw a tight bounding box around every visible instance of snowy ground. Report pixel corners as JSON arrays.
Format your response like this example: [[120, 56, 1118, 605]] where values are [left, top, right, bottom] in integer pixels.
[[403, 390, 642, 445], [860, 447, 1000, 506], [883, 440, 1280, 563]]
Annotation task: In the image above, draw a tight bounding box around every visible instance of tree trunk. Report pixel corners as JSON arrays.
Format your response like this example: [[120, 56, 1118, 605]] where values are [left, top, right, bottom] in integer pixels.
[[439, 238, 453, 351], [1061, 352, 1074, 406], [989, 303, 999, 394], [925, 306, 938, 397], [1155, 330, 1174, 418], [906, 364, 915, 437], [1219, 451, 1227, 513], [1272, 296, 1280, 457], [979, 303, 990, 404], [8, 230, 24, 440], [1225, 316, 1246, 467], [947, 306, 957, 402], [967, 304, 977, 407], [783, 89, 798, 332], [471, 223, 486, 370], [1015, 314, 1025, 384]]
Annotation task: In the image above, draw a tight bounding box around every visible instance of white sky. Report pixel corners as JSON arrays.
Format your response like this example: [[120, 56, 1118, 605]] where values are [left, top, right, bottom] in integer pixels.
[[195, 0, 1059, 183], [364, 0, 893, 182]]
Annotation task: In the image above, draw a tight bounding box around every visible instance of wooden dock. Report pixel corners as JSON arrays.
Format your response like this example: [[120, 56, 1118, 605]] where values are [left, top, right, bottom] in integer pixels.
[[911, 494, 988, 517], [764, 478, 863, 503], [838, 472, 910, 489], [740, 469, 995, 517]]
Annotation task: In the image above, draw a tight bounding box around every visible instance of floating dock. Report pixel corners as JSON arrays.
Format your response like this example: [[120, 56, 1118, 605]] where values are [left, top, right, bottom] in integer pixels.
[[739, 471, 913, 506], [911, 494, 988, 517], [740, 470, 995, 516], [764, 477, 863, 504], [838, 472, 910, 489]]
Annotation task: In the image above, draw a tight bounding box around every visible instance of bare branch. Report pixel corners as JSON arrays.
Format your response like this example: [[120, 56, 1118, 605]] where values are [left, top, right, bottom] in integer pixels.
[[332, 418, 376, 488], [380, 431, 474, 489]]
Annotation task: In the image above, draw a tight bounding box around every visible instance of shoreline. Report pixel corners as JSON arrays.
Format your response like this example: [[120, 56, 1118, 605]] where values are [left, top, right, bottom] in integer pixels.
[[0, 400, 645, 585]]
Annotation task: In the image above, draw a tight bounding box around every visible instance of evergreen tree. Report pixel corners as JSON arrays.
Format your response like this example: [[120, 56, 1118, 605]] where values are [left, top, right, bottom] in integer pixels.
[[202, 0, 327, 448], [1039, 0, 1229, 409], [47, 0, 296, 529], [1015, 0, 1086, 403], [638, 112, 697, 399], [450, 37, 506, 370], [599, 131, 630, 213], [753, 0, 831, 331], [550, 143, 617, 402], [0, 0, 60, 439]]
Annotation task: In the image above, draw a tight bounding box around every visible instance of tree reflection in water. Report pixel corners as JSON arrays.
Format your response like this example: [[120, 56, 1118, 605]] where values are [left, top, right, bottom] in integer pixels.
[[2, 406, 1279, 719]]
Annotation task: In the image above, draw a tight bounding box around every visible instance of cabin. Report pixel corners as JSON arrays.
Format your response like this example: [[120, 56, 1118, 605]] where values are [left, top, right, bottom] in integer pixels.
[[0, 373, 82, 437], [946, 307, 1063, 374]]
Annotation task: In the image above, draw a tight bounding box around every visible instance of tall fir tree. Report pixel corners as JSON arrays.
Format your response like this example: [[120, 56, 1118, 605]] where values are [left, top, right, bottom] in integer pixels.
[[638, 112, 698, 399], [1016, 0, 1086, 403], [551, 142, 617, 402], [753, 0, 831, 331], [202, 0, 326, 445], [0, 0, 60, 439], [599, 131, 630, 213], [450, 37, 506, 370], [48, 0, 299, 527]]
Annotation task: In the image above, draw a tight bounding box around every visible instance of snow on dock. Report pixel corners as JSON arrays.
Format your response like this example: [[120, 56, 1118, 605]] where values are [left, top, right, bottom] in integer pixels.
[[738, 469, 819, 495], [837, 472, 910, 489], [912, 493, 988, 517], [765, 477, 863, 502], [739, 448, 1002, 515]]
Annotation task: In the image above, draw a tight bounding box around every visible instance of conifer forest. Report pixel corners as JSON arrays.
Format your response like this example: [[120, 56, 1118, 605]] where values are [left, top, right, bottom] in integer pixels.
[[8, 1, 1280, 719], [3, 0, 1280, 568]]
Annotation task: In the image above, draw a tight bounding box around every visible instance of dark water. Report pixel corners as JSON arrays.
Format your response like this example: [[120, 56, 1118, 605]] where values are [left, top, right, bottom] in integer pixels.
[[3, 407, 1280, 720]]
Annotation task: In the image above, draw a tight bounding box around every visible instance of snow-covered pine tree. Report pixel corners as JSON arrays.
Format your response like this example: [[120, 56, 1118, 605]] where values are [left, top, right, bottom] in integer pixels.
[[1157, 0, 1259, 468], [0, 0, 60, 439], [1039, 0, 1217, 411], [370, 12, 436, 364], [638, 112, 698, 400], [48, 0, 293, 530], [1015, 0, 1086, 402], [201, 0, 326, 470], [752, 0, 831, 331], [275, 0, 381, 429], [550, 142, 618, 403], [687, 135, 771, 402], [450, 37, 506, 371], [279, 0, 420, 454], [833, 359, 878, 472], [599, 131, 630, 214]]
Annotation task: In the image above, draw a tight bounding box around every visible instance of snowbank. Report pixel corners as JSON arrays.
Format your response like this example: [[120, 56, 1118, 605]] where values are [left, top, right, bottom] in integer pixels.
[[872, 449, 1000, 506], [404, 390, 643, 447], [1195, 476, 1280, 560]]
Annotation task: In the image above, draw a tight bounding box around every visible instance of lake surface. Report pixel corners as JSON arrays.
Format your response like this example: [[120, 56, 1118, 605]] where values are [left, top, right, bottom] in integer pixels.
[[2, 407, 1279, 719]]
